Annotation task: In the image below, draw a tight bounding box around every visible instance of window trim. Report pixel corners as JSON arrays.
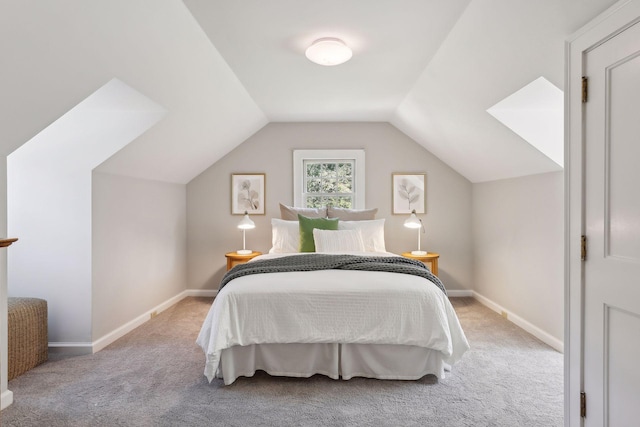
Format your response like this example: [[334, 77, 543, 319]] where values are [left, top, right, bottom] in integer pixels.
[[293, 149, 365, 209]]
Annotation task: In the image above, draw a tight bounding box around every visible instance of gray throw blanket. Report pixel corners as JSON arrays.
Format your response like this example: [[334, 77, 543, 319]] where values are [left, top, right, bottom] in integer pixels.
[[219, 254, 446, 295]]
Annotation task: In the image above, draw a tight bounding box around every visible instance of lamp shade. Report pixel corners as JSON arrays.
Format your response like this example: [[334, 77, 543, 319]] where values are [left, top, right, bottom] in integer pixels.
[[305, 38, 353, 66], [237, 212, 255, 230], [404, 210, 422, 229]]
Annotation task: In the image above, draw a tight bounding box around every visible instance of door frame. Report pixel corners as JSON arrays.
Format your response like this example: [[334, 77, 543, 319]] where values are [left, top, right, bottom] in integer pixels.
[[565, 1, 640, 425]]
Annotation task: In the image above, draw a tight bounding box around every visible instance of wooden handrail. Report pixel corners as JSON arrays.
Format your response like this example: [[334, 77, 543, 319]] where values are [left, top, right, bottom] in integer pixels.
[[0, 238, 18, 248]]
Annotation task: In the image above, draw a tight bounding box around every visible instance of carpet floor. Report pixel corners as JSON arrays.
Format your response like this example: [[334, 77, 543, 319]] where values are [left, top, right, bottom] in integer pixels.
[[1, 297, 563, 426]]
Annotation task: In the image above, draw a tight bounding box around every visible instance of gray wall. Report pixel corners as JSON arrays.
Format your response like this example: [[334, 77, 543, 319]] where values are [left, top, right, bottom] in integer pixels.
[[472, 171, 564, 341], [92, 172, 187, 340], [187, 122, 473, 292]]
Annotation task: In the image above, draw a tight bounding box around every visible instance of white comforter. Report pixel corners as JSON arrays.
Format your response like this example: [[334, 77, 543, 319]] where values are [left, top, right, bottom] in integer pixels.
[[197, 252, 470, 382]]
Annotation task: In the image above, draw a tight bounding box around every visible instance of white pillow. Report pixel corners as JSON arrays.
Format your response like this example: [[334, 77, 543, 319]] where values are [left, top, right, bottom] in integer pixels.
[[269, 218, 300, 253], [313, 229, 365, 253], [338, 219, 386, 252]]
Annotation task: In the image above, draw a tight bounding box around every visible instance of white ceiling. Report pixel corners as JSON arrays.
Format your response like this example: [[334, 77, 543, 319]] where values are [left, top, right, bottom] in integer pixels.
[[183, 0, 471, 122], [1, 0, 619, 184], [183, 0, 617, 182]]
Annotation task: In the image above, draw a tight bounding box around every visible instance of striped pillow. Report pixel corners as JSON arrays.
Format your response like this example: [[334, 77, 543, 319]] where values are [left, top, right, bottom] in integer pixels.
[[312, 229, 365, 253]]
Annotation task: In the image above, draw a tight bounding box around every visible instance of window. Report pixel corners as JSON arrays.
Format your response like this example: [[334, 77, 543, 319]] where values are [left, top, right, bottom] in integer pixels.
[[303, 160, 354, 208], [293, 149, 365, 209]]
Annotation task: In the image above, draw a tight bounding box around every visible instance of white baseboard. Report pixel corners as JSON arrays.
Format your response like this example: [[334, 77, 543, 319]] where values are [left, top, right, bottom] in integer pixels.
[[91, 291, 188, 353], [1, 389, 13, 410], [48, 342, 93, 356], [472, 291, 564, 353], [49, 289, 218, 355]]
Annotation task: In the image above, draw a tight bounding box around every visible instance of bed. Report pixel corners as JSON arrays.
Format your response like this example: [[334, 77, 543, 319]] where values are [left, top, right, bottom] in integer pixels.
[[197, 208, 470, 385]]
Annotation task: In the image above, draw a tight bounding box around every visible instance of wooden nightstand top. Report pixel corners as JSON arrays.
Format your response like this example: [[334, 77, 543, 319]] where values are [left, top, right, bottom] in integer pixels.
[[225, 251, 262, 259], [225, 251, 262, 270], [401, 252, 439, 275], [401, 252, 439, 261]]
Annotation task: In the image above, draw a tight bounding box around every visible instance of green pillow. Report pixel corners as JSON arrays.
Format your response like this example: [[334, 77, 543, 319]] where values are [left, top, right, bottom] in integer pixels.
[[298, 214, 339, 252]]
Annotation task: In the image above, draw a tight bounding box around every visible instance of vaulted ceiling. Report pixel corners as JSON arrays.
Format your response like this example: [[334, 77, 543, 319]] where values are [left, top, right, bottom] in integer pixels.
[[1, 0, 618, 184]]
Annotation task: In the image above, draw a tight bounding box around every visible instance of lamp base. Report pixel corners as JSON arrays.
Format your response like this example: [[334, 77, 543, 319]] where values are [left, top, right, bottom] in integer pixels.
[[236, 249, 252, 255], [411, 250, 427, 256]]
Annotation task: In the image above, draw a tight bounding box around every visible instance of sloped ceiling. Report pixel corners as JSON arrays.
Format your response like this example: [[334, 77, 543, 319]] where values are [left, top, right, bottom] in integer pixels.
[[1, 0, 618, 184], [0, 0, 267, 184], [392, 0, 617, 182]]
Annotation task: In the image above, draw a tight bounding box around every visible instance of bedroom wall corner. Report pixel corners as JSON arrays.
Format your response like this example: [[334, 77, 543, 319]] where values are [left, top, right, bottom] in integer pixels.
[[186, 122, 473, 293], [92, 172, 187, 341], [471, 171, 564, 344]]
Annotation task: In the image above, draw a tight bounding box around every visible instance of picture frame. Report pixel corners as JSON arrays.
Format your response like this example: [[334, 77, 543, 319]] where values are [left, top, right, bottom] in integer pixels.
[[392, 173, 426, 214], [231, 173, 266, 215]]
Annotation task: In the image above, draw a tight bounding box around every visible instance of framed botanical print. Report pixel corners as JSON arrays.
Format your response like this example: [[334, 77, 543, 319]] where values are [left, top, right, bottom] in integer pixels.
[[231, 173, 265, 215], [392, 173, 426, 214]]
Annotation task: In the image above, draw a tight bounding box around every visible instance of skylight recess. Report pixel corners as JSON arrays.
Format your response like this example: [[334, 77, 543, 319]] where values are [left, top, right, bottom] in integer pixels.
[[487, 76, 564, 167]]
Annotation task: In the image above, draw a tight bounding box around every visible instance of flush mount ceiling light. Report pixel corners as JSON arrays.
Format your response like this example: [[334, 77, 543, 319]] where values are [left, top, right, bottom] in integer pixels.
[[305, 37, 353, 66]]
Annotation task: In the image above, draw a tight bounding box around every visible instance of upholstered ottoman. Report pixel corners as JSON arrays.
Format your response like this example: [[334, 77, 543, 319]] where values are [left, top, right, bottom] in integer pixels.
[[8, 297, 48, 381]]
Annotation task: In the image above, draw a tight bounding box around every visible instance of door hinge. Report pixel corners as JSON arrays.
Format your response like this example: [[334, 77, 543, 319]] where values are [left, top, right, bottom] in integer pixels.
[[580, 391, 587, 418], [581, 235, 587, 261], [582, 76, 588, 103]]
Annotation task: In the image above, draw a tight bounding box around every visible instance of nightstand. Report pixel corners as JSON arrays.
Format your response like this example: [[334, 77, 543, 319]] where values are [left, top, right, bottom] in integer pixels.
[[401, 252, 439, 275], [225, 251, 262, 271]]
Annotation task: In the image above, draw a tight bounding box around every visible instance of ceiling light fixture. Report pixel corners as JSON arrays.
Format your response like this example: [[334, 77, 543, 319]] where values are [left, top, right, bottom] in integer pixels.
[[305, 37, 352, 66]]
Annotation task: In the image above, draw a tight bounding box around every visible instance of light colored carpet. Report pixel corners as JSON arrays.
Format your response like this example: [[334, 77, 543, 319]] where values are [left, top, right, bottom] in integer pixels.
[[1, 297, 563, 426]]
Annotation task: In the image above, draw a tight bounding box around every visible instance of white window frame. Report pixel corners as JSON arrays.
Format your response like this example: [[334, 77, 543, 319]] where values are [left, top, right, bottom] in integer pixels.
[[293, 149, 365, 209]]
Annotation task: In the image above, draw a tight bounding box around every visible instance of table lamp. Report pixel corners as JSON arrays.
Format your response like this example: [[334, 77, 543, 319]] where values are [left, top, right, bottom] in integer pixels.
[[404, 209, 426, 256], [236, 211, 255, 255]]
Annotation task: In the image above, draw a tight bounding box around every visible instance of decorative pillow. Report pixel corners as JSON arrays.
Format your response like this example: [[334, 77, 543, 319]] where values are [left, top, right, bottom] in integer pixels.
[[269, 219, 300, 253], [298, 214, 339, 252], [280, 203, 327, 220], [327, 206, 378, 221], [313, 229, 365, 253], [338, 219, 386, 252]]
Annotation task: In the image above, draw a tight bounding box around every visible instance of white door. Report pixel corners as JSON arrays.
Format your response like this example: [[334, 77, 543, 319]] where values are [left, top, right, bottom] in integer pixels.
[[583, 19, 640, 427]]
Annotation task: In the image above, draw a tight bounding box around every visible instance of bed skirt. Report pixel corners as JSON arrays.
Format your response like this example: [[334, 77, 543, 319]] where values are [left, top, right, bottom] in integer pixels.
[[218, 343, 447, 385]]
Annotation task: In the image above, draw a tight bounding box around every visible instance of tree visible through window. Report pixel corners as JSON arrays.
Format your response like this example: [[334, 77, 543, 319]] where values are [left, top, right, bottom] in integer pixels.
[[304, 160, 354, 208], [293, 149, 365, 209]]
